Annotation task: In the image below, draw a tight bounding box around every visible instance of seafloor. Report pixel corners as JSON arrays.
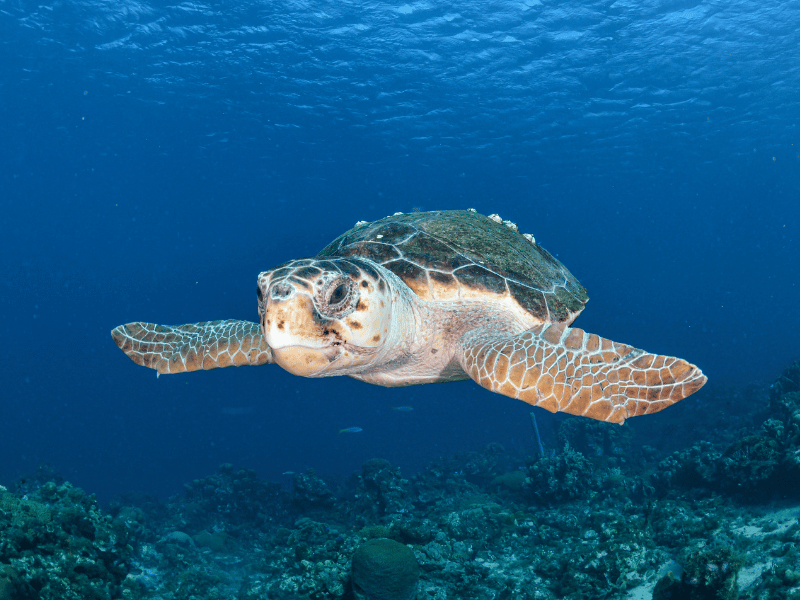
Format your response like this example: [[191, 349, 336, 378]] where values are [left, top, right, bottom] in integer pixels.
[[1, 361, 799, 600]]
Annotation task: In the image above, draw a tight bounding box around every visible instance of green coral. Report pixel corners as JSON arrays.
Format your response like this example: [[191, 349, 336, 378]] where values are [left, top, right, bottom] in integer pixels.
[[351, 538, 419, 600]]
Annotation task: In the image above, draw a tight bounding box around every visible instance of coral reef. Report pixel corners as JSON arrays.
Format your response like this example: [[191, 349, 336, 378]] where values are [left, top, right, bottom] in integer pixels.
[[0, 481, 132, 600], [653, 360, 800, 503], [352, 459, 414, 521], [555, 417, 632, 466], [2, 362, 800, 599], [523, 446, 596, 504], [653, 546, 742, 600], [292, 469, 337, 513]]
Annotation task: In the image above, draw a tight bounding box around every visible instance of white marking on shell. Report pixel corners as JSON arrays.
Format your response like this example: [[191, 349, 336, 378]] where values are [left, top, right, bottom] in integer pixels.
[[355, 220, 369, 226], [393, 212, 404, 216], [503, 220, 518, 231], [488, 214, 502, 223], [376, 234, 384, 239], [523, 233, 536, 244]]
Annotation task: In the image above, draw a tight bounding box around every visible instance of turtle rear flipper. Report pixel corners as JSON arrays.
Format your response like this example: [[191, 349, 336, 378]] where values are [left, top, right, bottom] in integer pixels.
[[458, 324, 706, 424], [111, 320, 273, 375]]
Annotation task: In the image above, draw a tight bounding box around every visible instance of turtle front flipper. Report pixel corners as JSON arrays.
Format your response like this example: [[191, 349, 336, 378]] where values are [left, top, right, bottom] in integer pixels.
[[457, 324, 706, 424], [111, 320, 273, 375]]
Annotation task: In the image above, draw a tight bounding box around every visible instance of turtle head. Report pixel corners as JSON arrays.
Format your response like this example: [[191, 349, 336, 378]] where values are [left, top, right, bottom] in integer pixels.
[[258, 258, 394, 377]]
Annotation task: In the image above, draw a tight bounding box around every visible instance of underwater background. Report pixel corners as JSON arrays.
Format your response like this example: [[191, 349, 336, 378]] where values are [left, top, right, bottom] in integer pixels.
[[1, 0, 799, 598]]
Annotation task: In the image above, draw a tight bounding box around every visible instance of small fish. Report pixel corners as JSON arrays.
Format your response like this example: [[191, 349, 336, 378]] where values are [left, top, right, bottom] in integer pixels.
[[392, 406, 414, 411], [338, 427, 363, 434]]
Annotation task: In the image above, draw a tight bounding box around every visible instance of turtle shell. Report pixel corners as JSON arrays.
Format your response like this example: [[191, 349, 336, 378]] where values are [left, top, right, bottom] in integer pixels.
[[318, 210, 588, 326]]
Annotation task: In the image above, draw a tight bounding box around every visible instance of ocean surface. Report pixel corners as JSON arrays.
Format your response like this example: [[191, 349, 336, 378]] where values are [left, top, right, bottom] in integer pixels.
[[1, 0, 798, 502]]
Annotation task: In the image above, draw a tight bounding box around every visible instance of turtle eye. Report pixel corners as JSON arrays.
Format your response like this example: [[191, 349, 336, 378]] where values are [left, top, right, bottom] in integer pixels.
[[319, 277, 357, 318], [329, 283, 347, 305], [326, 278, 352, 307]]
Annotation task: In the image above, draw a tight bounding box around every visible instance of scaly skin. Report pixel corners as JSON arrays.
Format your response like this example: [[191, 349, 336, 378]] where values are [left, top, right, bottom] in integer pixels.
[[457, 324, 706, 424], [111, 320, 272, 374]]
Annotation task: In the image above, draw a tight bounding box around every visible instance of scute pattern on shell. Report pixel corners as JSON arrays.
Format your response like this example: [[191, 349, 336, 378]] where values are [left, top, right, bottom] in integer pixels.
[[318, 210, 588, 325]]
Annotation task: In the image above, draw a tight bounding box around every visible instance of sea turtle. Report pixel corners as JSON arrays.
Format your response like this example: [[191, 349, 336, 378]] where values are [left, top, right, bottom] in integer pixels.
[[111, 209, 706, 424]]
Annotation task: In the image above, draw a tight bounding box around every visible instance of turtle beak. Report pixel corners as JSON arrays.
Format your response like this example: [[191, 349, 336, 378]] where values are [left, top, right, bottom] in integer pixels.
[[261, 282, 319, 349], [259, 276, 339, 376]]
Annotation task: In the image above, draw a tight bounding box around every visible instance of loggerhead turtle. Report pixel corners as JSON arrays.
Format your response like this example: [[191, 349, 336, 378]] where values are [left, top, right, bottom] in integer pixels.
[[111, 209, 706, 424]]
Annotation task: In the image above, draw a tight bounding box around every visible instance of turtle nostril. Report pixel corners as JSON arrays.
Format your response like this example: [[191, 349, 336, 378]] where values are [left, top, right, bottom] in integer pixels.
[[270, 282, 294, 300]]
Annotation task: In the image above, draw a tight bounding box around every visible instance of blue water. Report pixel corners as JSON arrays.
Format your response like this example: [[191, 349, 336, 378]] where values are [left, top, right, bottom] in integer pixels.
[[1, 0, 798, 501]]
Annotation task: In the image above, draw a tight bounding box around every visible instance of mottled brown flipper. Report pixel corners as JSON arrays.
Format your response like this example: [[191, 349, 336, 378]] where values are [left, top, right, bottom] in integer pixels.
[[458, 324, 706, 424], [111, 320, 273, 375]]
